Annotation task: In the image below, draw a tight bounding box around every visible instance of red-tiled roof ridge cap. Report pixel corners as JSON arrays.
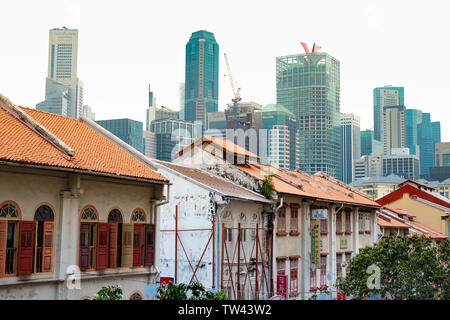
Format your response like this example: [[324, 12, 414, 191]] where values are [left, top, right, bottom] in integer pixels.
[[311, 171, 355, 198], [253, 163, 304, 191], [0, 94, 75, 157]]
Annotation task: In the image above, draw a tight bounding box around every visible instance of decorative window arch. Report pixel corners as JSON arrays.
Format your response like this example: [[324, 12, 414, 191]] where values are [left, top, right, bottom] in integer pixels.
[[108, 208, 123, 223], [80, 206, 98, 221], [0, 201, 21, 220], [129, 291, 143, 300], [131, 209, 146, 224], [34, 204, 54, 221]]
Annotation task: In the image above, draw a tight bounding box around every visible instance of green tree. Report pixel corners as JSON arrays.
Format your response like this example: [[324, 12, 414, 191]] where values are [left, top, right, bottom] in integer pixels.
[[261, 174, 275, 199], [337, 236, 449, 300], [93, 285, 123, 300], [157, 281, 228, 300]]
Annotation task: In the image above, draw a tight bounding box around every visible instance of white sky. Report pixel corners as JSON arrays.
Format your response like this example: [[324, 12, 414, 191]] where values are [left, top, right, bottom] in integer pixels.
[[1, 0, 449, 140]]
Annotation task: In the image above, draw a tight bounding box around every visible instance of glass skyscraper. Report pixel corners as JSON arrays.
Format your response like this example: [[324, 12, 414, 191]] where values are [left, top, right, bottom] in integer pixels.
[[184, 30, 219, 127], [373, 86, 404, 142], [96, 118, 144, 153], [360, 129, 383, 156], [418, 113, 433, 177], [276, 52, 341, 180], [406, 109, 422, 156], [341, 113, 361, 184]]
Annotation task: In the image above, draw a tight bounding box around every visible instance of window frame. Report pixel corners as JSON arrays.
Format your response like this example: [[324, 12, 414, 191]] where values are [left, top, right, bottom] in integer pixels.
[[276, 205, 287, 236], [289, 257, 299, 296], [290, 204, 299, 236], [0, 201, 22, 278], [79, 205, 99, 272]]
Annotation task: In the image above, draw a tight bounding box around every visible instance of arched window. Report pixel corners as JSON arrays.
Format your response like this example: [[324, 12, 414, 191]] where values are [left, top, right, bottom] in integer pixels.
[[34, 204, 55, 273], [0, 202, 20, 219], [0, 201, 21, 277], [131, 209, 146, 223], [108, 209, 123, 223], [108, 208, 123, 268], [79, 206, 98, 271], [129, 292, 143, 300]]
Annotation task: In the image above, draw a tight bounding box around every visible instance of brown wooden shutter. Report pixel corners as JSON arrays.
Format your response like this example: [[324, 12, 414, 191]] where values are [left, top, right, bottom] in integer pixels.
[[0, 221, 7, 277], [144, 224, 155, 267], [108, 223, 118, 268], [133, 224, 142, 267], [79, 222, 91, 271], [96, 223, 109, 270], [17, 221, 35, 275], [121, 223, 133, 268], [42, 221, 54, 273]]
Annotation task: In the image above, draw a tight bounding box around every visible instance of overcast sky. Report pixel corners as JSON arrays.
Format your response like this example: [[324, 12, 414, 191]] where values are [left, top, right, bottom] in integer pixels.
[[1, 0, 449, 140]]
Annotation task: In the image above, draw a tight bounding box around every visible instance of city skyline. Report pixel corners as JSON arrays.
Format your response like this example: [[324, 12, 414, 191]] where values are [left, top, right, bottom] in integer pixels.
[[1, 0, 450, 141]]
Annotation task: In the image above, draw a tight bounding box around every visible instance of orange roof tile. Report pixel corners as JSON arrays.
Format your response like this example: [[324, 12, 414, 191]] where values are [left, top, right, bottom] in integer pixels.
[[0, 103, 168, 183], [407, 220, 447, 240], [377, 216, 409, 228], [236, 163, 380, 207], [383, 205, 416, 218]]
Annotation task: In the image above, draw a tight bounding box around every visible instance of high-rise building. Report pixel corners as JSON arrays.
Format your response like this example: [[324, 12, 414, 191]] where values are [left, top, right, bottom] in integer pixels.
[[184, 30, 219, 126], [341, 113, 361, 183], [276, 49, 341, 179], [206, 112, 227, 138], [382, 152, 420, 180], [435, 142, 450, 167], [261, 104, 299, 170], [382, 105, 406, 155], [406, 109, 422, 156], [150, 119, 195, 162], [37, 27, 86, 118], [179, 83, 185, 120], [36, 78, 71, 116], [360, 129, 383, 156], [432, 121, 441, 148], [373, 86, 404, 142], [418, 113, 434, 178], [96, 118, 144, 153]]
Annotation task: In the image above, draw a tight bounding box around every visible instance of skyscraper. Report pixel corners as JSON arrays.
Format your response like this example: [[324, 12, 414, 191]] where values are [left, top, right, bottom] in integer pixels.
[[382, 105, 406, 155], [360, 129, 383, 156], [432, 121, 441, 147], [96, 119, 144, 153], [276, 48, 341, 180], [341, 113, 361, 183], [184, 30, 219, 126], [406, 109, 422, 156], [418, 113, 434, 177], [37, 27, 85, 118], [373, 86, 404, 142]]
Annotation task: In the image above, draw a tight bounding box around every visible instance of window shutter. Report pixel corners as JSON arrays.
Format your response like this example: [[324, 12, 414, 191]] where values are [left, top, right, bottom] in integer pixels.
[[17, 221, 35, 275], [0, 221, 7, 277], [121, 223, 133, 268], [96, 223, 109, 270], [144, 224, 155, 266], [108, 223, 118, 268], [42, 221, 54, 273], [79, 222, 91, 271], [133, 224, 143, 267]]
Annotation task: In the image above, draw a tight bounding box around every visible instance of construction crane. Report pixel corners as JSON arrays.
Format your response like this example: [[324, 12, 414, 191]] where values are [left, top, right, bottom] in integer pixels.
[[224, 53, 241, 141]]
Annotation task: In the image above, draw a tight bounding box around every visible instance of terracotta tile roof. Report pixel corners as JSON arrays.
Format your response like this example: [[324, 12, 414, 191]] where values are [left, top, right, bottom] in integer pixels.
[[0, 101, 168, 182], [382, 206, 416, 218], [377, 215, 410, 228], [156, 160, 271, 203], [398, 179, 435, 190], [235, 163, 380, 207], [174, 135, 260, 161], [406, 220, 447, 240]]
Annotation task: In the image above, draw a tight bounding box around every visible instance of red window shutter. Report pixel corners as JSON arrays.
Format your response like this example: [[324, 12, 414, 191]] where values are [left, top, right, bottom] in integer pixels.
[[42, 221, 54, 273], [79, 222, 91, 271], [336, 212, 342, 233], [17, 221, 35, 275], [108, 223, 118, 268], [0, 221, 7, 277], [144, 224, 155, 266], [96, 223, 109, 270], [133, 224, 143, 267]]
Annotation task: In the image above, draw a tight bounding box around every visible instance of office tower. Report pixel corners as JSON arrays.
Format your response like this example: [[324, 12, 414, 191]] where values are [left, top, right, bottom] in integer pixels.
[[81, 105, 95, 120], [418, 113, 434, 178], [382, 105, 406, 155], [150, 119, 195, 162], [146, 85, 157, 131], [341, 113, 361, 183], [276, 48, 341, 179], [261, 104, 299, 170], [406, 109, 422, 156], [360, 129, 383, 156], [373, 86, 404, 142], [36, 78, 71, 116], [206, 112, 227, 137], [96, 119, 144, 153], [179, 83, 185, 120], [37, 27, 85, 118], [184, 30, 219, 126], [382, 151, 420, 180], [432, 121, 441, 147], [354, 154, 383, 179], [435, 142, 450, 167]]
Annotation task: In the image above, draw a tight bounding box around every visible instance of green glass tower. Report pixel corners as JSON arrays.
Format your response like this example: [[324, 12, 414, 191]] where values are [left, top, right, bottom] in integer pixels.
[[184, 30, 219, 127], [276, 51, 341, 180]]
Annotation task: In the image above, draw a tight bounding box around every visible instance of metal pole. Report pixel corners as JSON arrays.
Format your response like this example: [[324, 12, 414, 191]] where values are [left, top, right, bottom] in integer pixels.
[[212, 213, 215, 289], [237, 223, 241, 300], [255, 223, 259, 300], [175, 205, 178, 284], [221, 223, 225, 292]]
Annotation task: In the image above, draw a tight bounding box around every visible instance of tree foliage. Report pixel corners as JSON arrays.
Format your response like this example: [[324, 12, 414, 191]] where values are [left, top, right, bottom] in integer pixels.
[[261, 174, 275, 199], [157, 281, 228, 300], [337, 236, 450, 300], [93, 285, 123, 300]]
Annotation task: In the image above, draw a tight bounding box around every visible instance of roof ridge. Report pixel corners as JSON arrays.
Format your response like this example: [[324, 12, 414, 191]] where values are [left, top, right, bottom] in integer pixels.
[[0, 94, 74, 157]]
